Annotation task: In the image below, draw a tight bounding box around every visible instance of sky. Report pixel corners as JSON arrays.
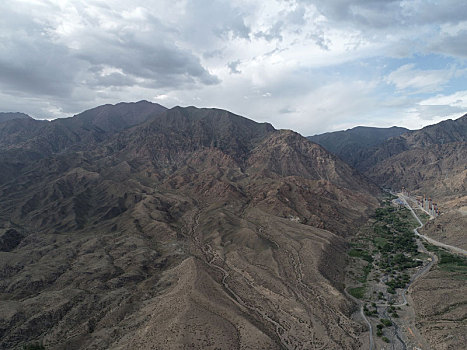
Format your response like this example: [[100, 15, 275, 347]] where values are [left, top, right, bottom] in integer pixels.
[[0, 0, 466, 135]]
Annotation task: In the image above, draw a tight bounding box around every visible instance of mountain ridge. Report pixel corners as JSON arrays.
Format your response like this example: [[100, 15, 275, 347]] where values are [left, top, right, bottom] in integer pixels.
[[364, 114, 466, 199], [0, 112, 32, 123], [308, 125, 410, 168], [309, 114, 466, 200], [0, 102, 379, 349]]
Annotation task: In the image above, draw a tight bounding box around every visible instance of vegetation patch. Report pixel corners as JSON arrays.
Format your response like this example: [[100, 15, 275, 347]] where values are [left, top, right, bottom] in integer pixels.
[[380, 318, 392, 327], [439, 252, 467, 277], [425, 244, 467, 279], [373, 236, 388, 250], [348, 248, 373, 263], [348, 286, 366, 299], [363, 303, 378, 316]]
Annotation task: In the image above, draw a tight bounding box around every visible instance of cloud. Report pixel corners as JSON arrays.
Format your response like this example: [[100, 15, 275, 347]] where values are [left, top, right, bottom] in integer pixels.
[[430, 29, 467, 58], [308, 0, 402, 29], [255, 21, 284, 41], [385, 64, 456, 94], [227, 60, 242, 74], [0, 1, 220, 101], [0, 0, 465, 135], [0, 5, 79, 97], [279, 106, 296, 114], [309, 0, 467, 29], [420, 90, 467, 109]]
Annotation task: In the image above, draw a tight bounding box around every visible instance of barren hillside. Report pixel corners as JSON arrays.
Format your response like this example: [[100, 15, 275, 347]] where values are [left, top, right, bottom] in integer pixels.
[[0, 103, 380, 349]]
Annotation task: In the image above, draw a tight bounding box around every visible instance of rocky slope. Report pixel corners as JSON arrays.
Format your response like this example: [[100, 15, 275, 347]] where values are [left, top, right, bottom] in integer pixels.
[[365, 115, 466, 199], [308, 126, 409, 168], [311, 114, 467, 201], [0, 101, 167, 184], [0, 102, 380, 349], [410, 260, 467, 350]]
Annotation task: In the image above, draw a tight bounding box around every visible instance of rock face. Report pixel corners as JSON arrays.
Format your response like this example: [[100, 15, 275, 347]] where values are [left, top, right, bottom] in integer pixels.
[[0, 102, 379, 349], [0, 101, 167, 184]]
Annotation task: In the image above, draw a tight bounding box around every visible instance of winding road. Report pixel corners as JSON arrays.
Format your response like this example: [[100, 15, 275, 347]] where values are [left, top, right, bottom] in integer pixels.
[[343, 287, 374, 350], [400, 194, 467, 257]]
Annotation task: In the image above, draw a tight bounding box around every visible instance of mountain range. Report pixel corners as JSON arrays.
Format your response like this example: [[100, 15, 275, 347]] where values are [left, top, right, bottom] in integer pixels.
[[308, 125, 410, 169], [310, 115, 467, 202], [2, 102, 465, 349], [0, 102, 379, 349]]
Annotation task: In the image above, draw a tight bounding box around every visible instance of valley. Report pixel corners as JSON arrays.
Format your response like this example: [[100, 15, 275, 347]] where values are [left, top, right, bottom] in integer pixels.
[[0, 1, 465, 349], [0, 104, 465, 349], [346, 192, 467, 349]]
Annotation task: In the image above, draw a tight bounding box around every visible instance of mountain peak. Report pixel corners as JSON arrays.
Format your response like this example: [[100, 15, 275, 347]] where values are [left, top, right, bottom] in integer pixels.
[[0, 112, 32, 123], [59, 100, 168, 133], [308, 125, 410, 168]]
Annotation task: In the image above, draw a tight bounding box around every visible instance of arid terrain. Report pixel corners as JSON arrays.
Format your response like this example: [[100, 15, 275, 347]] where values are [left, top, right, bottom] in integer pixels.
[[1, 1, 466, 349], [1, 103, 465, 350], [0, 103, 380, 349], [310, 114, 467, 200], [308, 126, 410, 170], [313, 116, 467, 349], [410, 263, 467, 349]]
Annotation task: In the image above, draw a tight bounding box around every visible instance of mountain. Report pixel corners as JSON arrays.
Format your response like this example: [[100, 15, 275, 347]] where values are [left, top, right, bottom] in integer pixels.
[[59, 100, 167, 134], [0, 112, 32, 123], [0, 101, 167, 184], [310, 114, 467, 350], [0, 103, 379, 349], [311, 115, 466, 201], [0, 100, 167, 151], [308, 126, 409, 168], [364, 114, 467, 200]]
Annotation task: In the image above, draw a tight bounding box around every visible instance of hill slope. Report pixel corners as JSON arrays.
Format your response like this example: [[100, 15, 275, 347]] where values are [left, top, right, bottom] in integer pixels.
[[311, 115, 466, 201], [365, 114, 467, 199], [308, 126, 409, 168], [0, 103, 379, 349], [0, 101, 167, 184]]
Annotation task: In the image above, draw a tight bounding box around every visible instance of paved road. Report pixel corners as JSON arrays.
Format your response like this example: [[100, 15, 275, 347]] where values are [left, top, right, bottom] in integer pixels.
[[400, 194, 467, 256]]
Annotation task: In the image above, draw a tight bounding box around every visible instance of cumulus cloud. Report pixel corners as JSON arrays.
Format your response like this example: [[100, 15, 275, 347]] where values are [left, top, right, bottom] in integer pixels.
[[430, 29, 467, 58], [385, 64, 456, 93], [227, 60, 242, 74], [0, 0, 465, 133], [0, 1, 220, 101]]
